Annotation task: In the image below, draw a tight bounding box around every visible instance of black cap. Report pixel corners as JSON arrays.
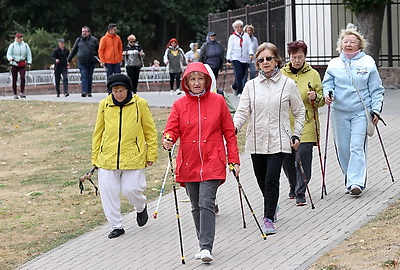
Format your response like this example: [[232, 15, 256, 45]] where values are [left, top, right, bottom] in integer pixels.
[[107, 74, 132, 92], [209, 31, 216, 36]]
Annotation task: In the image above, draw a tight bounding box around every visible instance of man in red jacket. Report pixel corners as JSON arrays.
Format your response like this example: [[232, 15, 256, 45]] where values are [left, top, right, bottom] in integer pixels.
[[98, 23, 123, 79]]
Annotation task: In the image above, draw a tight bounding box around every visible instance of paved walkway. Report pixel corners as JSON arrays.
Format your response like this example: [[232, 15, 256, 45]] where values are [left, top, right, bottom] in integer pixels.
[[11, 90, 400, 270]]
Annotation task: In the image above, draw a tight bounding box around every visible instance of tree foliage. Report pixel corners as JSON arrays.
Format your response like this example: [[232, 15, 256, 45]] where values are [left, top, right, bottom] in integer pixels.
[[343, 0, 389, 13]]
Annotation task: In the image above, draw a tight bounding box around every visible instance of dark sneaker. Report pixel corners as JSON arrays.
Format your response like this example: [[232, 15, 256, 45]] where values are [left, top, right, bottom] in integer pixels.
[[57, 93, 60, 97], [262, 217, 276, 235], [87, 93, 92, 97], [20, 94, 26, 98], [296, 194, 307, 206], [81, 93, 86, 97], [64, 93, 69, 97], [288, 191, 295, 199], [108, 228, 125, 239], [137, 204, 148, 227], [350, 185, 362, 196]]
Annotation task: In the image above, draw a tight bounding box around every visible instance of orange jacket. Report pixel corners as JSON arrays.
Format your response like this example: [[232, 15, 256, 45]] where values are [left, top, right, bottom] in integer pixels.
[[98, 32, 123, 64]]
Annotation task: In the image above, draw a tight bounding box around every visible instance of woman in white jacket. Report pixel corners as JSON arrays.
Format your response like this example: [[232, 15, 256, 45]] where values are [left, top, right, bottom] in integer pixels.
[[233, 42, 304, 235]]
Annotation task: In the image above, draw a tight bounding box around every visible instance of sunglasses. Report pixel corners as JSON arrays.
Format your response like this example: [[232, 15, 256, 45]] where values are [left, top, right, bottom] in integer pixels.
[[257, 56, 275, 63], [129, 40, 136, 43]]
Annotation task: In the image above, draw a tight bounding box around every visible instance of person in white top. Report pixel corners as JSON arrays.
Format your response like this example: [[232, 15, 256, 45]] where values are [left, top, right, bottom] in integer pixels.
[[226, 20, 254, 96], [243, 24, 258, 80]]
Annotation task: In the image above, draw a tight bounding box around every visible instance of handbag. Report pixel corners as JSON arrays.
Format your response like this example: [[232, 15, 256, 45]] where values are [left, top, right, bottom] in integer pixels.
[[17, 60, 26, 68], [344, 62, 375, 136]]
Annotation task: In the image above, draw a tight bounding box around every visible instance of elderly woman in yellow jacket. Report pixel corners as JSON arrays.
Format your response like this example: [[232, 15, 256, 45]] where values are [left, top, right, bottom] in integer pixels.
[[281, 40, 324, 206], [92, 73, 158, 239]]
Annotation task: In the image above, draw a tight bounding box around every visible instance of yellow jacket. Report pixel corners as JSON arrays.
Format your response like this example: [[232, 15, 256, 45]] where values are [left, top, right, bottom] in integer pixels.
[[281, 62, 324, 143], [92, 94, 158, 170]]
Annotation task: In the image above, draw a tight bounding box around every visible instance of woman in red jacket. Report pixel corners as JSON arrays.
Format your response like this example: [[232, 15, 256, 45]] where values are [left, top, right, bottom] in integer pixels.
[[162, 62, 240, 264]]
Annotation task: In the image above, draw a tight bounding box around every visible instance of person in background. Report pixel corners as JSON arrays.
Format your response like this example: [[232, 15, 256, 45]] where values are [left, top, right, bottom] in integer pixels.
[[185, 42, 200, 63], [233, 42, 304, 235], [51, 38, 70, 97], [151, 59, 160, 81], [322, 25, 384, 196], [199, 32, 225, 80], [123, 34, 144, 94], [162, 62, 240, 263], [98, 23, 123, 78], [67, 26, 99, 97], [92, 73, 158, 239], [6, 32, 32, 99], [226, 20, 254, 96], [281, 40, 324, 206], [243, 25, 258, 82], [163, 38, 187, 95]]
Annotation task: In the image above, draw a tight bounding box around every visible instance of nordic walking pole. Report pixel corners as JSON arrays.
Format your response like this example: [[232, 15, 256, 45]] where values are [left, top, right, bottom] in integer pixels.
[[153, 143, 176, 219], [237, 178, 246, 228], [167, 147, 185, 264], [374, 118, 395, 182], [79, 166, 98, 196], [293, 146, 316, 209], [140, 55, 150, 91], [322, 91, 333, 199], [229, 165, 267, 240], [308, 82, 326, 198]]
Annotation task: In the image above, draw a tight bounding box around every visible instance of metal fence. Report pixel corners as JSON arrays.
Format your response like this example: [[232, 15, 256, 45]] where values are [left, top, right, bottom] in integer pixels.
[[0, 67, 170, 88], [209, 0, 400, 67]]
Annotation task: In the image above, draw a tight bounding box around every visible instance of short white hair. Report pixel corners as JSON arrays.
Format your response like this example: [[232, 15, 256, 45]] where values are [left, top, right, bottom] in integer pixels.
[[232, 20, 244, 29]]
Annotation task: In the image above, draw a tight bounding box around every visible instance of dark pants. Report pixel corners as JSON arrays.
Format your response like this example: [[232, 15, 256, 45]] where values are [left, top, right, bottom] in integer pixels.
[[282, 143, 314, 195], [232, 60, 248, 95], [55, 66, 68, 94], [282, 150, 297, 196], [169, 72, 181, 90], [11, 65, 26, 95], [211, 67, 220, 81], [78, 62, 95, 94], [185, 180, 220, 252], [126, 66, 141, 94], [251, 153, 284, 220], [105, 63, 121, 78]]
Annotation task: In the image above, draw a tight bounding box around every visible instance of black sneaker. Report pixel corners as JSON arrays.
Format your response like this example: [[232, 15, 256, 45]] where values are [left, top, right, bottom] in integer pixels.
[[108, 228, 125, 239], [57, 93, 60, 97], [296, 194, 307, 206], [64, 93, 69, 97], [20, 94, 26, 98], [87, 93, 92, 97], [137, 204, 148, 227], [81, 93, 86, 97]]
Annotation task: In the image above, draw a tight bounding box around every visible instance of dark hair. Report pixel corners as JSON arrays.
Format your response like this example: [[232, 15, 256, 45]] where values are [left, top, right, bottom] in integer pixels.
[[108, 23, 117, 30], [287, 40, 308, 56]]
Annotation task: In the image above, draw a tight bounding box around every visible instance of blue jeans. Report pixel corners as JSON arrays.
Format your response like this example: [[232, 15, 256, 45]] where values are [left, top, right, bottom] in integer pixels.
[[105, 63, 121, 78], [232, 60, 248, 95], [78, 62, 95, 94], [242, 62, 256, 87]]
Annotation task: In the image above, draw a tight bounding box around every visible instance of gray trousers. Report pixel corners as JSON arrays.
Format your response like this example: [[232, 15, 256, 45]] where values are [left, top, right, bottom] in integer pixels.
[[295, 142, 314, 195], [185, 180, 220, 252]]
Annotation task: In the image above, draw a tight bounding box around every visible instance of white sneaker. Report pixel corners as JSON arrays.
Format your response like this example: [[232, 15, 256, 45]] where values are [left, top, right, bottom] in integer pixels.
[[175, 89, 182, 95], [169, 90, 174, 95], [194, 250, 201, 260], [200, 249, 212, 263], [350, 185, 362, 196]]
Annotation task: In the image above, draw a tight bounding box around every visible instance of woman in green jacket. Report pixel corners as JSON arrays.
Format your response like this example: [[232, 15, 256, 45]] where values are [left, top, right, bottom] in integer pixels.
[[92, 74, 158, 239], [281, 40, 324, 206]]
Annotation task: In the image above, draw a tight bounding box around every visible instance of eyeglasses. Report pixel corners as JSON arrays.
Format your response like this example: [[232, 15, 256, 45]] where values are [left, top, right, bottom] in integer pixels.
[[257, 56, 275, 63], [129, 40, 136, 43]]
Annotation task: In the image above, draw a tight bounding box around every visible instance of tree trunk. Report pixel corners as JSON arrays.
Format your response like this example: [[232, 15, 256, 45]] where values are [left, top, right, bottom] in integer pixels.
[[354, 4, 386, 65]]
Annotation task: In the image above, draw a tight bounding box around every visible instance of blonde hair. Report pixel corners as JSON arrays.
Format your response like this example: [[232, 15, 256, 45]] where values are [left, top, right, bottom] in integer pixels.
[[336, 28, 367, 53], [127, 34, 136, 41], [255, 42, 282, 69], [232, 20, 244, 29], [243, 24, 254, 32]]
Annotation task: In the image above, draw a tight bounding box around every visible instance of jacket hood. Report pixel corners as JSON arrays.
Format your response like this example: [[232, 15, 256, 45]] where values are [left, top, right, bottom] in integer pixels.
[[181, 62, 212, 95]]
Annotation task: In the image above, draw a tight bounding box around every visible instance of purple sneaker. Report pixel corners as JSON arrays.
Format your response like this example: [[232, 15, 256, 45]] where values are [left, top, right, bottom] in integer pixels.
[[262, 217, 276, 235]]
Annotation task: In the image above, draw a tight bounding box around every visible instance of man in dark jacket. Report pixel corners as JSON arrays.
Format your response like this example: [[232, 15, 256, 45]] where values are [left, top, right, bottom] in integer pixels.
[[67, 26, 99, 97], [199, 32, 225, 80], [51, 38, 70, 97]]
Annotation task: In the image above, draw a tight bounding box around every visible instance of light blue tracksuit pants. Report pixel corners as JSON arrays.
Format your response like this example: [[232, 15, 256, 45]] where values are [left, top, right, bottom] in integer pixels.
[[331, 108, 368, 189]]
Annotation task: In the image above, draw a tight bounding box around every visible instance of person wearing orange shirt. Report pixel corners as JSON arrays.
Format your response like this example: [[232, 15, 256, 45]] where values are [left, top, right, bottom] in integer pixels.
[[98, 23, 123, 79]]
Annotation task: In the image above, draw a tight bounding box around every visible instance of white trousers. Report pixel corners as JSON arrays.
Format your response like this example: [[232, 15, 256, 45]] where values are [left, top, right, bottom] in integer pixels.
[[331, 108, 368, 189], [98, 168, 147, 229]]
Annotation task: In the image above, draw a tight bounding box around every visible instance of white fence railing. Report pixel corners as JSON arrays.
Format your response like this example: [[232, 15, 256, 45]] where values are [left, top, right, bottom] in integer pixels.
[[0, 67, 170, 87]]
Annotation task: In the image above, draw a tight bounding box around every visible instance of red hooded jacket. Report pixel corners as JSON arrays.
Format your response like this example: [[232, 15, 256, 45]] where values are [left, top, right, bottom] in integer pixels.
[[163, 62, 240, 185]]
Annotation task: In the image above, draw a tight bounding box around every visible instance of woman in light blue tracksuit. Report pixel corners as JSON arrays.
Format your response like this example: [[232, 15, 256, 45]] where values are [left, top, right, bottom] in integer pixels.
[[323, 26, 384, 196]]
